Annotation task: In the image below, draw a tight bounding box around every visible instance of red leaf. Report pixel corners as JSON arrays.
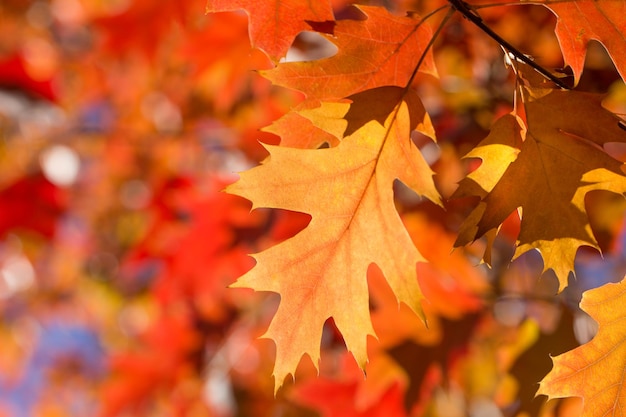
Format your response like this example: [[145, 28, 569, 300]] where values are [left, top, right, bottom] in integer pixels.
[[206, 0, 335, 62], [545, 0, 626, 84]]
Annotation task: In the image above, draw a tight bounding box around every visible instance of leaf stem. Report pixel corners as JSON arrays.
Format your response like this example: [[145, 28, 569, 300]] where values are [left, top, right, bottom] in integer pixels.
[[405, 6, 455, 89], [447, 0, 571, 89]]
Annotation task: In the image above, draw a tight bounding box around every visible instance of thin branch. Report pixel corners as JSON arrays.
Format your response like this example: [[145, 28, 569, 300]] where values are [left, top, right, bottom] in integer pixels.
[[447, 0, 571, 90], [473, 0, 580, 9], [405, 6, 456, 89]]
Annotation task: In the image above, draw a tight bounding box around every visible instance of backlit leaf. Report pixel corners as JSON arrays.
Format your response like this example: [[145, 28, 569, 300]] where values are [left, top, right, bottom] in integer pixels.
[[227, 86, 440, 391], [206, 0, 335, 62], [537, 276, 626, 417], [454, 85, 626, 291], [542, 0, 626, 85]]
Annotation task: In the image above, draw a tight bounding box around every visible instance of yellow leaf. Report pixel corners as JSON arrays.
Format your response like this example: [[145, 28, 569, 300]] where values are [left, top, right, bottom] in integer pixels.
[[454, 87, 626, 291], [227, 86, 440, 391], [537, 276, 626, 417]]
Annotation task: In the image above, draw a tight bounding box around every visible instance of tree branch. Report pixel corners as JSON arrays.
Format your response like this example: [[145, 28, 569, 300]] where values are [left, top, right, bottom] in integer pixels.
[[448, 0, 571, 90]]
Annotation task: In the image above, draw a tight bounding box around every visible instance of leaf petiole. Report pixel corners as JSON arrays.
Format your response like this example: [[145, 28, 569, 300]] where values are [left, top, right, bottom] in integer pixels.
[[405, 6, 456, 89]]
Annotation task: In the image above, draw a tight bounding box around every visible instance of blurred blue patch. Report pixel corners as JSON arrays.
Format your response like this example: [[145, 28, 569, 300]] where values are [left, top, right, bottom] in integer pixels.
[[0, 320, 105, 417]]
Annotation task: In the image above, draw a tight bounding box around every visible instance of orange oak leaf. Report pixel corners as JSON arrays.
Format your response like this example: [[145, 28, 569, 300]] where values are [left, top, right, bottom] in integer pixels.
[[454, 87, 626, 291], [205, 0, 335, 62], [537, 276, 626, 417], [227, 86, 440, 391], [542, 0, 626, 85], [262, 5, 437, 101]]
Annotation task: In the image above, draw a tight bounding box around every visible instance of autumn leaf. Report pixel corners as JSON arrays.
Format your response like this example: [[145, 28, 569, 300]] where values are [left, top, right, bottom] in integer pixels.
[[454, 86, 626, 291], [205, 0, 335, 62], [262, 5, 437, 101], [227, 86, 440, 390], [537, 276, 626, 417], [542, 0, 626, 85]]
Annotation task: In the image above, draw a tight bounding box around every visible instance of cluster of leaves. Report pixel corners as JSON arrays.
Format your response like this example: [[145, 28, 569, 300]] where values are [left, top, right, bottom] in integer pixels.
[[219, 0, 626, 415], [0, 0, 624, 416]]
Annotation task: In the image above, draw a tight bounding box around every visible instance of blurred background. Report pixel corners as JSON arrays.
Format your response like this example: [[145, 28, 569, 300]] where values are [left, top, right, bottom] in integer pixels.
[[0, 0, 625, 416]]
